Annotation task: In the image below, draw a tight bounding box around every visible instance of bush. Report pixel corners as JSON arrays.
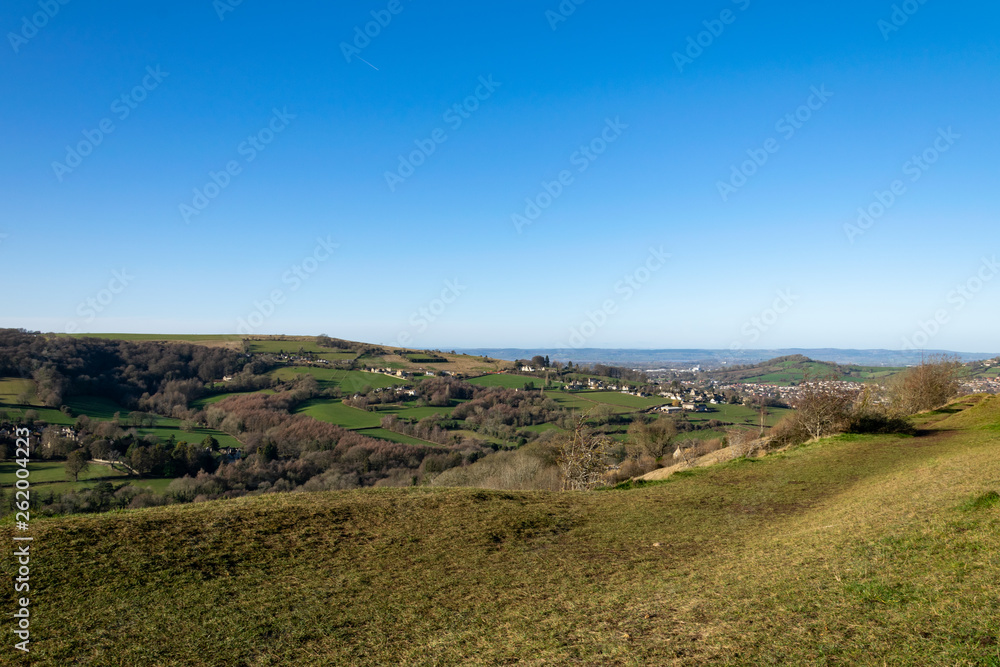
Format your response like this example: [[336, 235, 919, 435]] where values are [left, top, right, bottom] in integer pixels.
[[843, 412, 914, 435], [888, 356, 961, 414]]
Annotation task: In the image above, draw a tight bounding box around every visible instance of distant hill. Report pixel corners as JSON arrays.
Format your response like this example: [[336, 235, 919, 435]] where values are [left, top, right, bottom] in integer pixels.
[[698, 354, 902, 385], [457, 348, 998, 368]]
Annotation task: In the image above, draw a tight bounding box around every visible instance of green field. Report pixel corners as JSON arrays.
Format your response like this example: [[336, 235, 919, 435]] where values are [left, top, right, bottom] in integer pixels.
[[190, 390, 274, 410], [8, 395, 1000, 665], [271, 367, 408, 393], [64, 396, 129, 421], [295, 399, 383, 429], [467, 374, 544, 389], [0, 460, 129, 488], [0, 377, 38, 405], [521, 423, 564, 434], [0, 406, 76, 426], [549, 390, 666, 414], [681, 403, 793, 427], [392, 405, 456, 420], [248, 339, 358, 362], [355, 428, 441, 447]]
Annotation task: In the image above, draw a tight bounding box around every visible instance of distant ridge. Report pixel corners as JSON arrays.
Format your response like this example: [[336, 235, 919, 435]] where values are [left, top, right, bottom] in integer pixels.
[[455, 348, 998, 368]]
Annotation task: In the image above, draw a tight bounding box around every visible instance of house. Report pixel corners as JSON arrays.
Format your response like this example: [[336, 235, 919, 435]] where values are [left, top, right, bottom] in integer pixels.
[[659, 405, 682, 414], [222, 375, 234, 382], [521, 366, 535, 372]]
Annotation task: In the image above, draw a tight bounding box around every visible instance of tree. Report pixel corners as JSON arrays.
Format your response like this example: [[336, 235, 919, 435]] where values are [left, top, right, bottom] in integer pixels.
[[65, 450, 90, 482], [202, 435, 219, 451], [792, 379, 857, 440], [556, 415, 611, 491], [625, 417, 676, 460], [888, 355, 961, 414]]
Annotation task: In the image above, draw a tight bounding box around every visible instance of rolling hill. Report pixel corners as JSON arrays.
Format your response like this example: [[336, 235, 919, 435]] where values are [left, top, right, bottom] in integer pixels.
[[701, 354, 904, 385], [5, 395, 999, 665]]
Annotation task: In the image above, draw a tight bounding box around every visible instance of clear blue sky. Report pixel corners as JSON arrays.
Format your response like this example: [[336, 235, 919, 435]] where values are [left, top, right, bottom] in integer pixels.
[[3, 1, 998, 351]]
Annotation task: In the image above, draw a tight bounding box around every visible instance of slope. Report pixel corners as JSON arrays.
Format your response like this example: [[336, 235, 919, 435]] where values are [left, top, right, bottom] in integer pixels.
[[2, 398, 999, 665]]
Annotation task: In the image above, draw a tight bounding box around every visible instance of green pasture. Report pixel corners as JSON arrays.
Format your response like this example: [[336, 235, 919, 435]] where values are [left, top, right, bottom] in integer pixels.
[[467, 374, 543, 389], [295, 399, 383, 429], [355, 428, 441, 448], [0, 377, 38, 405], [270, 367, 408, 392]]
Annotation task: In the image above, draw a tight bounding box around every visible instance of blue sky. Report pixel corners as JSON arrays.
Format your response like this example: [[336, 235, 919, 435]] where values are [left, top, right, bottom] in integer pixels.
[[3, 1, 998, 351]]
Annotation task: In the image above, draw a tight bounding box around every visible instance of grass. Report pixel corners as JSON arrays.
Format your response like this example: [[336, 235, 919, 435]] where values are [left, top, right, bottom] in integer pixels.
[[355, 428, 441, 447], [190, 390, 273, 410], [270, 367, 408, 392], [467, 374, 544, 389], [0, 460, 130, 487], [4, 396, 1000, 664], [295, 399, 383, 429], [63, 395, 129, 421], [0, 377, 38, 405], [392, 405, 456, 420], [0, 405, 76, 426]]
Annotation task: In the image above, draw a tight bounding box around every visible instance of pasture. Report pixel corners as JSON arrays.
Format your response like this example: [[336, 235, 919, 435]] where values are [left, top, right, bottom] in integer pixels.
[[270, 367, 408, 392], [0, 460, 129, 489], [355, 428, 441, 447], [467, 374, 544, 389], [0, 377, 37, 405], [295, 399, 383, 429]]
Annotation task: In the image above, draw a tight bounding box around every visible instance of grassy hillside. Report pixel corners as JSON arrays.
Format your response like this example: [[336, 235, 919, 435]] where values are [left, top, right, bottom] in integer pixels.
[[4, 396, 999, 665], [705, 354, 903, 385]]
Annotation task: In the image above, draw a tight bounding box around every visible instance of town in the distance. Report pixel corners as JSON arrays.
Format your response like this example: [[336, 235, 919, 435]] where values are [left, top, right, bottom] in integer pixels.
[[2, 329, 997, 511]]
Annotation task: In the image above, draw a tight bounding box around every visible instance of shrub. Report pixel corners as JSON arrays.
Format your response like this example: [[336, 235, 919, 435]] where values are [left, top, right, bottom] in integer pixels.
[[887, 356, 961, 414]]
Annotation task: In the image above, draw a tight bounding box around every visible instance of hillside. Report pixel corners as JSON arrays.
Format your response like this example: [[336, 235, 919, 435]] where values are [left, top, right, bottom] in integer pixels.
[[700, 354, 903, 385], [4, 395, 999, 665]]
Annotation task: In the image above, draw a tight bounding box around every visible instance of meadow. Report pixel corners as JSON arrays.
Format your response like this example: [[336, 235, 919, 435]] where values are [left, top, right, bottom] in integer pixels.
[[269, 367, 408, 392], [6, 395, 998, 665], [0, 377, 38, 405], [295, 399, 383, 429], [467, 373, 547, 389]]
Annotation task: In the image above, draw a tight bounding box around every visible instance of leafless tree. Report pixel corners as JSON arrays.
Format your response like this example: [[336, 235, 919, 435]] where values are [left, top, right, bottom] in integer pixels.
[[556, 414, 611, 491]]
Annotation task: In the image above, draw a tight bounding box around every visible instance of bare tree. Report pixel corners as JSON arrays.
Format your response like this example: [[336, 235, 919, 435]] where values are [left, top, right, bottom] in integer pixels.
[[888, 355, 961, 414], [556, 414, 611, 491], [626, 417, 676, 460], [793, 379, 858, 440], [65, 450, 90, 482]]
